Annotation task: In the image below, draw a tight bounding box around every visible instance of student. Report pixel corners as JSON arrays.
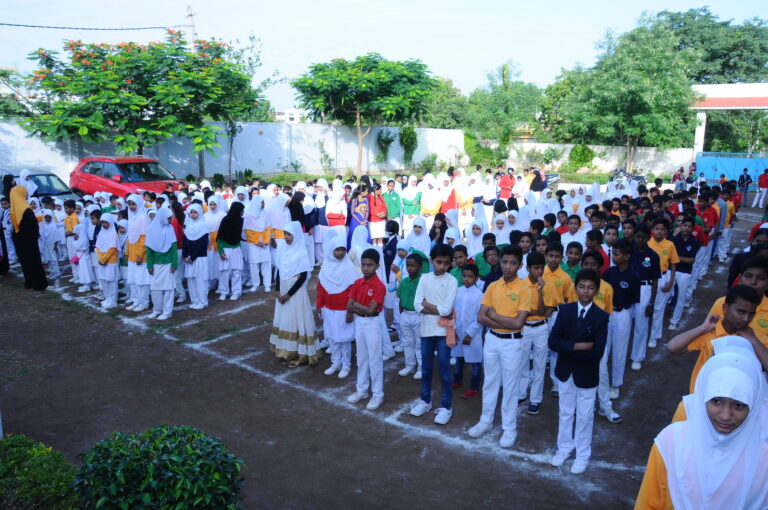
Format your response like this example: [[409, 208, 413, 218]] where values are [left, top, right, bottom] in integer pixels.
[[410, 244, 458, 425], [317, 234, 357, 379], [584, 230, 608, 274], [517, 232, 534, 279], [449, 244, 468, 285], [629, 224, 661, 371], [397, 253, 423, 379], [518, 252, 550, 415], [451, 263, 484, 399], [182, 203, 210, 310], [708, 256, 768, 346], [116, 219, 128, 286], [648, 219, 678, 347], [549, 269, 609, 475], [668, 285, 761, 393], [620, 218, 636, 243], [601, 224, 619, 269], [728, 228, 768, 289], [601, 240, 640, 417], [95, 214, 120, 309], [472, 232, 496, 277], [125, 195, 151, 311], [560, 241, 583, 282], [145, 208, 178, 321], [468, 245, 532, 447], [40, 211, 60, 280], [63, 199, 79, 281], [560, 215, 586, 251], [635, 350, 768, 509], [534, 235, 548, 255], [346, 248, 387, 410], [383, 220, 401, 336], [542, 242, 575, 397], [217, 202, 245, 301], [243, 196, 272, 292], [481, 246, 501, 290], [668, 216, 700, 330], [555, 210, 569, 235]]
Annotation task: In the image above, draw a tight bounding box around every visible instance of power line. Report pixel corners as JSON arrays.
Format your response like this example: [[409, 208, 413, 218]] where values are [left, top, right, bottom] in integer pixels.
[[0, 22, 186, 31]]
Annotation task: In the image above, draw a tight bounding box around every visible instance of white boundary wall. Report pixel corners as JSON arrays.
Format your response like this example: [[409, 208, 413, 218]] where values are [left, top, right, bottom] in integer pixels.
[[0, 121, 464, 181]]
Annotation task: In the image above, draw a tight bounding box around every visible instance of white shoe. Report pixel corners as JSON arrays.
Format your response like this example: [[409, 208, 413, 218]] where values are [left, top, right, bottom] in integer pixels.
[[433, 407, 452, 425], [499, 430, 517, 448], [398, 366, 416, 377], [125, 299, 135, 306], [609, 387, 620, 400], [101, 301, 116, 310], [324, 365, 339, 376], [318, 339, 329, 349], [570, 459, 589, 475], [219, 294, 228, 301], [156, 314, 171, 321], [467, 421, 492, 439], [648, 339, 657, 348], [77, 285, 91, 293], [175, 296, 186, 304], [132, 305, 148, 313], [599, 408, 622, 424], [393, 343, 404, 353], [413, 370, 422, 380], [450, 357, 456, 365], [550, 451, 570, 467], [366, 396, 384, 411], [409, 400, 432, 417], [125, 303, 137, 311], [189, 303, 204, 310], [338, 368, 350, 379], [230, 294, 240, 301], [382, 352, 395, 361], [147, 312, 160, 319], [263, 287, 271, 293], [347, 391, 369, 404], [668, 323, 678, 331], [631, 361, 642, 371]]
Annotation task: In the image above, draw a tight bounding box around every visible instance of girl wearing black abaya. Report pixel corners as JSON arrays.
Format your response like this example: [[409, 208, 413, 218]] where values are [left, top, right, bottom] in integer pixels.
[[10, 186, 47, 290]]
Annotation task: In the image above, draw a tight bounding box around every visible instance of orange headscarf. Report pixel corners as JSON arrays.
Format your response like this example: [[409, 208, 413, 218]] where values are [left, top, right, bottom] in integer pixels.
[[10, 185, 30, 233]]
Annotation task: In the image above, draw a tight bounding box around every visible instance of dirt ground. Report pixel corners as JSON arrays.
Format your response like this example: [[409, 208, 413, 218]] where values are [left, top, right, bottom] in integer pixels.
[[0, 209, 760, 509]]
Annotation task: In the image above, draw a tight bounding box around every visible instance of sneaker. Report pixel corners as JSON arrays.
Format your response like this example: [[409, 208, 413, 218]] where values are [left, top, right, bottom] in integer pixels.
[[156, 314, 171, 321], [460, 389, 479, 399], [409, 400, 432, 417], [317, 339, 329, 349], [101, 301, 116, 310], [382, 352, 395, 361], [599, 408, 622, 424], [338, 368, 350, 379], [366, 396, 384, 411], [527, 403, 541, 415], [324, 365, 339, 376], [452, 382, 462, 389], [125, 303, 137, 311], [125, 299, 135, 306], [550, 451, 570, 467], [398, 366, 415, 377], [648, 339, 657, 349], [467, 421, 492, 438], [175, 296, 186, 304], [551, 388, 559, 398], [433, 407, 452, 425], [230, 294, 240, 301], [132, 305, 148, 313], [413, 370, 422, 380], [499, 430, 517, 448], [219, 294, 227, 301], [346, 391, 369, 404], [668, 322, 678, 331], [609, 387, 620, 400], [393, 343, 403, 353], [631, 361, 642, 371], [189, 303, 204, 310], [570, 459, 589, 475], [517, 397, 527, 405], [147, 311, 160, 319], [264, 287, 271, 293], [77, 285, 91, 293]]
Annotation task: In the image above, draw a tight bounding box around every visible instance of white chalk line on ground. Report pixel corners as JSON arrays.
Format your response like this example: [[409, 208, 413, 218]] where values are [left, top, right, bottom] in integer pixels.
[[25, 268, 645, 502]]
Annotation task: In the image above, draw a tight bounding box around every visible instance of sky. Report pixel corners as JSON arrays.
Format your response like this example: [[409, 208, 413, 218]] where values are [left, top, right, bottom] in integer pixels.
[[1, 0, 765, 111]]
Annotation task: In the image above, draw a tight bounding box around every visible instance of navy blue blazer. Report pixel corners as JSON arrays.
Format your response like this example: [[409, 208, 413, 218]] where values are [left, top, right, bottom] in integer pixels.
[[548, 302, 609, 389]]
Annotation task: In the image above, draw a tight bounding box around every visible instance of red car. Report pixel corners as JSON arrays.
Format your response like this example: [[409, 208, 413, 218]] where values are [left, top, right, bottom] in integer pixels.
[[69, 156, 182, 197]]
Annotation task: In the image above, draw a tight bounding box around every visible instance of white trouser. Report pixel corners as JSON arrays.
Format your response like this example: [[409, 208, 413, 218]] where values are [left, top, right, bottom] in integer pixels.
[[402, 215, 416, 238], [218, 269, 242, 297], [187, 276, 209, 306], [305, 235, 315, 266], [151, 289, 174, 316], [752, 188, 767, 208], [249, 261, 272, 290], [174, 249, 185, 299], [556, 375, 597, 462], [91, 253, 103, 292], [391, 297, 401, 334], [100, 279, 118, 306], [479, 331, 523, 432], [119, 264, 127, 284], [354, 316, 384, 399], [702, 242, 714, 273], [331, 341, 352, 370], [379, 314, 395, 356], [519, 322, 549, 405], [689, 245, 708, 289], [597, 308, 631, 412], [631, 285, 653, 362], [671, 272, 693, 326], [400, 311, 422, 369], [548, 310, 559, 385], [651, 271, 671, 341], [717, 228, 732, 259], [132, 284, 150, 307], [44, 244, 60, 278]]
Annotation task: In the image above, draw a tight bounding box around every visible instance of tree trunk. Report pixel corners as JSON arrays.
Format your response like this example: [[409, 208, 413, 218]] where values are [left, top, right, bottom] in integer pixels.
[[355, 107, 372, 177], [137, 142, 144, 156], [227, 138, 234, 183], [626, 136, 636, 174], [198, 151, 206, 179]]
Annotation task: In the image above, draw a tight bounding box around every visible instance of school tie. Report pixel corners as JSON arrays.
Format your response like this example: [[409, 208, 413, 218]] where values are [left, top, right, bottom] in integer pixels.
[[607, 247, 612, 265], [578, 308, 585, 326]]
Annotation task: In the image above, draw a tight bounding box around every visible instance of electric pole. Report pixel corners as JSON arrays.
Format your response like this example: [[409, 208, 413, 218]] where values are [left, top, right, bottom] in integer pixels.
[[186, 5, 198, 46]]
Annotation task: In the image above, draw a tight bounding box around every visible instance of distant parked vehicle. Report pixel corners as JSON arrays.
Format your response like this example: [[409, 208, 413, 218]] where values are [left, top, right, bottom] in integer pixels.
[[0, 168, 80, 202], [545, 173, 560, 190], [69, 156, 182, 197], [610, 169, 648, 188]]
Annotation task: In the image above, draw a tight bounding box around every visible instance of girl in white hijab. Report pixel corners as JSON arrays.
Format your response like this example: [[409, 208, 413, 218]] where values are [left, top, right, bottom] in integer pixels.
[[95, 214, 120, 309], [317, 232, 358, 378], [243, 196, 272, 293], [636, 346, 768, 509], [466, 219, 486, 258], [145, 207, 178, 320], [125, 195, 151, 311], [444, 227, 461, 247], [19, 169, 38, 198], [405, 216, 431, 257], [40, 210, 60, 280], [72, 223, 95, 292], [269, 221, 320, 368], [493, 213, 512, 245], [182, 203, 210, 309], [419, 174, 441, 230], [204, 196, 226, 291], [325, 182, 348, 240]]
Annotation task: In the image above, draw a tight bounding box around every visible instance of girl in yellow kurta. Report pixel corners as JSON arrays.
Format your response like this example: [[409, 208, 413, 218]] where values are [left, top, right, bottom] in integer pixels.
[[95, 214, 120, 309], [125, 194, 151, 312], [243, 196, 272, 292]]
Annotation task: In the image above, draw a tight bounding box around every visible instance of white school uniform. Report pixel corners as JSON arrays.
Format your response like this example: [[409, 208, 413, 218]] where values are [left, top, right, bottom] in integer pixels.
[[450, 285, 484, 363]]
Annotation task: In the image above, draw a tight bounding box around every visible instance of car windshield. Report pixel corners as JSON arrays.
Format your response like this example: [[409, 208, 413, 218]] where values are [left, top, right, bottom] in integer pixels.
[[117, 162, 174, 183], [30, 174, 71, 196]]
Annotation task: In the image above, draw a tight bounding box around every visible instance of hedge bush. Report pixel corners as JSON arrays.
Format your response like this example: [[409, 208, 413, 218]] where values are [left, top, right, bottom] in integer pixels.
[[0, 434, 77, 509], [74, 425, 245, 510]]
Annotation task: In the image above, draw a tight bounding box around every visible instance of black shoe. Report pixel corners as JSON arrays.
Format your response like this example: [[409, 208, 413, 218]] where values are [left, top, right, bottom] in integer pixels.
[[551, 388, 559, 398], [517, 397, 527, 405], [527, 403, 540, 415]]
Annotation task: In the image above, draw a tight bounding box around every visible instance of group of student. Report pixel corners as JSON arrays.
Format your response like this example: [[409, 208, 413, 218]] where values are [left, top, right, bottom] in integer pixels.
[[2, 166, 767, 505]]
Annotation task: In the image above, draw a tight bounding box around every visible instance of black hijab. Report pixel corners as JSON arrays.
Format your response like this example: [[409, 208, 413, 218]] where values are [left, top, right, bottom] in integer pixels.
[[218, 202, 244, 245], [430, 212, 447, 243], [288, 191, 308, 230]]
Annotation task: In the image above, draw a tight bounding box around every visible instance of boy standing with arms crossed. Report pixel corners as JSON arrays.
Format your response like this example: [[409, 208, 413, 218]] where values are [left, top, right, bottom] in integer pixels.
[[397, 253, 423, 379], [519, 252, 551, 415], [648, 218, 679, 347]]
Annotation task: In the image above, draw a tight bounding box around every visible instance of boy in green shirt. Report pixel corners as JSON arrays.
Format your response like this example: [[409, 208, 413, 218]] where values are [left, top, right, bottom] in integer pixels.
[[450, 245, 468, 285], [397, 253, 423, 379], [560, 241, 583, 282], [473, 233, 497, 278]]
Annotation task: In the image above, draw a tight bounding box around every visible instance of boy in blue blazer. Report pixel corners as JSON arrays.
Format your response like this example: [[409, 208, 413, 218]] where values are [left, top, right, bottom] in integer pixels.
[[548, 269, 609, 475]]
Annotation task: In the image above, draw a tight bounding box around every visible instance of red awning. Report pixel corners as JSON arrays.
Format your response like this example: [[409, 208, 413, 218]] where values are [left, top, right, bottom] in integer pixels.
[[694, 97, 768, 109]]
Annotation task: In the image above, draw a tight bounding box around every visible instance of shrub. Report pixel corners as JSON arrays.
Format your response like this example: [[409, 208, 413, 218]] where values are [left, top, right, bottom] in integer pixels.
[[562, 144, 596, 172], [317, 141, 335, 173], [417, 153, 440, 173], [74, 425, 244, 510], [465, 133, 508, 168], [211, 173, 225, 189], [374, 129, 397, 165], [0, 434, 78, 509], [399, 125, 418, 166], [184, 174, 197, 183]]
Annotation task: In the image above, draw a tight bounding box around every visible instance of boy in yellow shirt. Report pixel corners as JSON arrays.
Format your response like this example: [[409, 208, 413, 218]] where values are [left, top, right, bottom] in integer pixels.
[[542, 242, 574, 397], [648, 219, 678, 347], [519, 252, 550, 415]]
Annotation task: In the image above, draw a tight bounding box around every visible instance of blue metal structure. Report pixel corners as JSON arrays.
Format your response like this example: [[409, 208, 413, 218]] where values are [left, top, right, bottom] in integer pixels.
[[696, 152, 768, 183]]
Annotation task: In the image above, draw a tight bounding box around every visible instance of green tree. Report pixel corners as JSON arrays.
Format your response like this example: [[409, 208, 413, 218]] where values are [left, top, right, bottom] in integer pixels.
[[292, 53, 437, 175], [466, 61, 542, 145], [537, 67, 588, 142], [420, 78, 470, 129], [557, 24, 698, 171]]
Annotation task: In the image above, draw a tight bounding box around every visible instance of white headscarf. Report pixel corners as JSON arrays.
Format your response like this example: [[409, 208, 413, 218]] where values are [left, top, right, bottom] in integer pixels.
[[318, 233, 357, 294], [445, 209, 459, 229], [95, 213, 118, 253], [445, 227, 461, 245], [401, 175, 420, 201], [325, 184, 347, 219], [471, 203, 489, 233], [243, 195, 268, 233], [277, 221, 311, 279], [655, 341, 767, 510], [233, 185, 249, 205], [40, 211, 58, 245], [517, 204, 532, 232], [126, 195, 148, 245], [19, 169, 38, 197], [493, 213, 512, 242], [204, 196, 226, 233], [437, 172, 453, 202], [268, 193, 289, 230], [145, 207, 175, 253], [419, 174, 441, 212], [314, 178, 328, 209], [183, 203, 208, 241], [73, 223, 89, 253], [466, 219, 485, 257], [405, 216, 430, 254]]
